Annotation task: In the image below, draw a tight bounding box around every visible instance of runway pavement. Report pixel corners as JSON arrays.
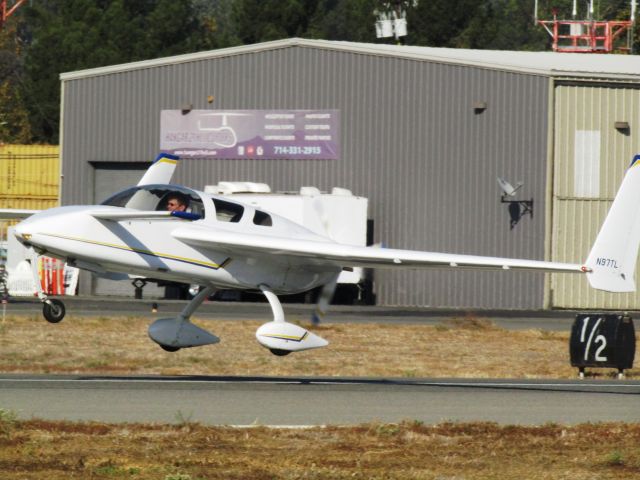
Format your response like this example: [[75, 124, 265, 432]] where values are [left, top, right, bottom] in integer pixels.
[[4, 296, 583, 330], [2, 299, 638, 426], [1, 374, 638, 426]]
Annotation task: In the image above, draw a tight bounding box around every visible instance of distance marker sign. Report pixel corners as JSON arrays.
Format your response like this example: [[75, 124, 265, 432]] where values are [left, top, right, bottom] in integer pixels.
[[569, 314, 635, 375]]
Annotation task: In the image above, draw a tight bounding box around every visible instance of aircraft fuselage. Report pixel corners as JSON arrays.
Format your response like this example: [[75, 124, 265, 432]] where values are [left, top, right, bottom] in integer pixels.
[[14, 200, 340, 295]]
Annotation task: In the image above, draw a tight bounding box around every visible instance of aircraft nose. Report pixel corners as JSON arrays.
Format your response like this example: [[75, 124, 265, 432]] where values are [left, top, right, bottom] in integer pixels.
[[13, 221, 33, 243], [12, 206, 83, 248], [13, 211, 50, 244]]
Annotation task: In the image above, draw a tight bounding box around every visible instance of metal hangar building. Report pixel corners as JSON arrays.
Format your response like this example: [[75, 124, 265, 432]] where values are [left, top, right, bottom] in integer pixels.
[[59, 38, 640, 309]]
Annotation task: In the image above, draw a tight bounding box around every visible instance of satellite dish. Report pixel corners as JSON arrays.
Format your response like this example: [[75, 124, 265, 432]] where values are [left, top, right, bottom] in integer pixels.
[[497, 177, 523, 197]]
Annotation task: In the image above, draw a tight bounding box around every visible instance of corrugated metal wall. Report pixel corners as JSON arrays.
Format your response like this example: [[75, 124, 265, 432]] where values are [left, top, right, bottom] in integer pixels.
[[0, 144, 59, 263], [61, 45, 551, 308], [0, 144, 59, 206], [0, 144, 59, 236], [551, 83, 640, 309]]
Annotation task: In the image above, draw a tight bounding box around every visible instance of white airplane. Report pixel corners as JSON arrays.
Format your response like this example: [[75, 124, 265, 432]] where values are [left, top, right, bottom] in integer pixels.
[[4, 153, 640, 356]]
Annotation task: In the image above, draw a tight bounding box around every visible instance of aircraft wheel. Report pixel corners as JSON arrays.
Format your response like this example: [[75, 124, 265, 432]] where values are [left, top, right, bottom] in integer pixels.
[[43, 299, 66, 323], [269, 348, 291, 356], [159, 344, 181, 352]]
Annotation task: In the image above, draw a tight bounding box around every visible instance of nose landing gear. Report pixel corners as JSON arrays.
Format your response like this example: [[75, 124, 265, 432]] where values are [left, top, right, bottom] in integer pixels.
[[28, 249, 67, 324], [43, 298, 66, 323]]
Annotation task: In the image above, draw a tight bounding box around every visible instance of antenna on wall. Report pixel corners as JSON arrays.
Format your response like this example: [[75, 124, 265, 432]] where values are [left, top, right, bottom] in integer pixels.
[[497, 177, 533, 230]]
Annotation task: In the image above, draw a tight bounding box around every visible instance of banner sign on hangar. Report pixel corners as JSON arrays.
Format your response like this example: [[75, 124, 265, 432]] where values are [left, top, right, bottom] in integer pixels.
[[160, 109, 339, 160]]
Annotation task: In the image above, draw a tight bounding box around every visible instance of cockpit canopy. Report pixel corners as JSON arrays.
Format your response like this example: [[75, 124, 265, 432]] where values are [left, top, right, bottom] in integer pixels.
[[101, 185, 206, 219]]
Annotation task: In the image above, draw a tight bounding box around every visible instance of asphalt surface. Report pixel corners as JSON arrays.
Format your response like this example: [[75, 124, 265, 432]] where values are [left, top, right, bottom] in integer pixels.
[[1, 375, 638, 426], [2, 298, 638, 426], [3, 296, 587, 331]]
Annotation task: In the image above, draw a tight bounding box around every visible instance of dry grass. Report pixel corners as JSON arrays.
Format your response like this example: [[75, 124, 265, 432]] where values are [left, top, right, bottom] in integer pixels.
[[0, 417, 639, 479], [1, 314, 639, 479], [0, 313, 637, 378]]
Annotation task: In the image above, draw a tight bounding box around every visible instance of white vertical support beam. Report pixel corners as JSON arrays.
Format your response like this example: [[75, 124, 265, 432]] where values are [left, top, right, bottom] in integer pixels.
[[259, 285, 285, 323]]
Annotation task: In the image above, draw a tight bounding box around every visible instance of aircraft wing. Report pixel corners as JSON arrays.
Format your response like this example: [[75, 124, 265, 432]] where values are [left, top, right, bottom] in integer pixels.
[[87, 210, 201, 221], [0, 208, 40, 219], [172, 226, 585, 273], [88, 210, 172, 220]]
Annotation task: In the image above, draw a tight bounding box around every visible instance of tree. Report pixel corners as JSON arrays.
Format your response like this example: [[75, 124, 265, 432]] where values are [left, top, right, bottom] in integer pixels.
[[18, 0, 232, 143], [0, 18, 32, 143], [455, 0, 548, 51], [305, 0, 378, 42], [231, 0, 320, 44], [405, 0, 481, 47], [10, 0, 639, 144], [192, 0, 241, 48]]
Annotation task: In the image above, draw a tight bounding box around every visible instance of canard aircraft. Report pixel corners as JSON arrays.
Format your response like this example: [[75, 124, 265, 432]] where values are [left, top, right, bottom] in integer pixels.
[[3, 153, 640, 356]]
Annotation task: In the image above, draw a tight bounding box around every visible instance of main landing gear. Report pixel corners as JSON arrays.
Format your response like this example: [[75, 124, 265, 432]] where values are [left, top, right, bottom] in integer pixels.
[[149, 283, 329, 356], [255, 285, 328, 355], [29, 249, 67, 324], [148, 285, 220, 352]]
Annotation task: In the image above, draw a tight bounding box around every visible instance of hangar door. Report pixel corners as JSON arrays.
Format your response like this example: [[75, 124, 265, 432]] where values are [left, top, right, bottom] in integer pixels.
[[90, 163, 165, 298], [550, 84, 640, 309]]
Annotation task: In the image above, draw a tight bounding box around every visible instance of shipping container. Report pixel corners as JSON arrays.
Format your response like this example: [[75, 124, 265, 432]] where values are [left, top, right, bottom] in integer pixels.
[[0, 144, 59, 233], [0, 144, 59, 200]]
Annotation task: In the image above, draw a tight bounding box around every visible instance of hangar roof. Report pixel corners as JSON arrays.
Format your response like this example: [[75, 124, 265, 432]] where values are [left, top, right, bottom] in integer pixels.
[[61, 37, 640, 82]]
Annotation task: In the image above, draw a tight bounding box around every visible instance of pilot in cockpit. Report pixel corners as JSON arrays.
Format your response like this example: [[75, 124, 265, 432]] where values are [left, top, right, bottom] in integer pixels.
[[165, 192, 188, 213]]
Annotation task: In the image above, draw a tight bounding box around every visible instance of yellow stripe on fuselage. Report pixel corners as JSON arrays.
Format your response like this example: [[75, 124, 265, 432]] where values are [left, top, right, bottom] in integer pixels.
[[42, 233, 228, 270]]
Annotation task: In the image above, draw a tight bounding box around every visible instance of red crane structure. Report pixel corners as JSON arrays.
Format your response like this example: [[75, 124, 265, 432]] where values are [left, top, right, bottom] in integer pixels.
[[535, 0, 636, 53], [0, 0, 26, 30]]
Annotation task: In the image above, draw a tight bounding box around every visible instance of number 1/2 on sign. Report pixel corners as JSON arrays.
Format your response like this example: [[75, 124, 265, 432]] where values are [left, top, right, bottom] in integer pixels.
[[580, 316, 608, 362]]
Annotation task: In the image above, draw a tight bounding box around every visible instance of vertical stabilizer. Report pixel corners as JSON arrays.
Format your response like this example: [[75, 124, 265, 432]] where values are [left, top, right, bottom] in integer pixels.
[[137, 153, 179, 186], [585, 154, 640, 292]]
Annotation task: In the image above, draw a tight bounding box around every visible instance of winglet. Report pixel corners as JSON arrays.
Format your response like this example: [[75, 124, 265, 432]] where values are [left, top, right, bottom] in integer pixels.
[[137, 153, 180, 186], [584, 154, 640, 292]]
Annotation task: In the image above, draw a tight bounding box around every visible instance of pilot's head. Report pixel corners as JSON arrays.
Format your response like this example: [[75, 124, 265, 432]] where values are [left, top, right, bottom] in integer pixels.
[[166, 193, 188, 212]]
